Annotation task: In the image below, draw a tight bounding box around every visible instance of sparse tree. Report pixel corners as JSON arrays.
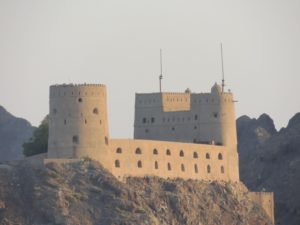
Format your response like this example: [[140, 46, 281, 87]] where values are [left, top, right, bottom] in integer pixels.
[[23, 115, 49, 157]]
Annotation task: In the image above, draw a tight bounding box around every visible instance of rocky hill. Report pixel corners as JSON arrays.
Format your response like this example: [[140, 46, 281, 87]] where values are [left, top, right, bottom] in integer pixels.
[[237, 113, 300, 225], [0, 160, 272, 225], [0, 106, 35, 161]]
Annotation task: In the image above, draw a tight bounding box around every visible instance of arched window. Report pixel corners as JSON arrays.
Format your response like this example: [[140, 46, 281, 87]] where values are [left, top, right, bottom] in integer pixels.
[[115, 160, 120, 168], [194, 164, 198, 173], [193, 152, 198, 159], [218, 153, 223, 160], [93, 108, 99, 114], [155, 161, 158, 169], [166, 149, 171, 155], [135, 148, 142, 154], [153, 149, 158, 155], [167, 163, 172, 171], [179, 150, 184, 157], [116, 148, 122, 154], [105, 136, 109, 145], [181, 164, 185, 172], [72, 135, 79, 144], [137, 160, 142, 168], [221, 166, 225, 174], [206, 153, 210, 159], [207, 165, 211, 173]]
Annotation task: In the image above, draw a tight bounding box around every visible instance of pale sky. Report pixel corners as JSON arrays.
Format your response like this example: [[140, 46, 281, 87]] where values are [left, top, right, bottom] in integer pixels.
[[0, 0, 299, 138]]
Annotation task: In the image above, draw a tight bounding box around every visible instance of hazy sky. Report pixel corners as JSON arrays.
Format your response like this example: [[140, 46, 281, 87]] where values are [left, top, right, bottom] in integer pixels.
[[0, 0, 299, 138]]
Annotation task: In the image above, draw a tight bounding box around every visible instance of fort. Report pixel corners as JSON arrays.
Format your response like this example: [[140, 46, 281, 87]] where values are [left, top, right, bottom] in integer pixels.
[[45, 82, 274, 223]]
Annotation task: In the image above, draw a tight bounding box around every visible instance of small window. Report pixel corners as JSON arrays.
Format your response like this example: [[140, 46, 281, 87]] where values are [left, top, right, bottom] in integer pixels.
[[207, 165, 211, 173], [155, 161, 158, 169], [85, 119, 87, 124], [194, 164, 198, 173], [64, 119, 67, 125], [213, 113, 218, 118], [135, 148, 142, 154], [193, 152, 198, 159], [221, 166, 225, 174], [72, 135, 79, 144], [167, 163, 172, 171], [116, 148, 122, 154], [166, 149, 171, 155], [206, 153, 210, 159], [137, 160, 142, 168], [145, 129, 149, 133], [115, 160, 120, 168], [151, 117, 155, 123], [100, 120, 102, 125], [194, 114, 198, 120], [142, 118, 147, 123], [179, 150, 184, 157], [181, 164, 185, 172], [105, 136, 109, 145], [194, 126, 197, 130], [218, 153, 223, 160], [153, 149, 158, 155], [53, 108, 57, 115], [78, 98, 82, 102], [93, 108, 99, 114], [171, 127, 175, 131]]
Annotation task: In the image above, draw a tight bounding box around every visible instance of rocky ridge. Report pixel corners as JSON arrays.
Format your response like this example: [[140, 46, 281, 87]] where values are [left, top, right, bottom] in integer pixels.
[[0, 106, 35, 161], [237, 113, 300, 225], [0, 160, 272, 225]]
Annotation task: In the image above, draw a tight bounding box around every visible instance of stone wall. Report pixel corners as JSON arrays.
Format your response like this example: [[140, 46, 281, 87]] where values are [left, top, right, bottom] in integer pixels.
[[249, 192, 274, 224]]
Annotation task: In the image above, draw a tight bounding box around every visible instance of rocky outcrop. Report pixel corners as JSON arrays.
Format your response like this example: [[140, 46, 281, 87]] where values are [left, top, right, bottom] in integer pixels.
[[0, 160, 272, 225], [238, 113, 300, 225], [0, 106, 35, 161]]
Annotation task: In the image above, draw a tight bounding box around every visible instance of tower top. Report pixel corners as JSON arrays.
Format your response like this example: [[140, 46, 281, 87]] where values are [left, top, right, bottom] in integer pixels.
[[220, 43, 225, 93]]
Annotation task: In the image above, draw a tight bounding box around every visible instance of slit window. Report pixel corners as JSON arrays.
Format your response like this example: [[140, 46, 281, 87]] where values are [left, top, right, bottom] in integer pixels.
[[105, 136, 109, 145], [135, 148, 142, 154], [193, 152, 198, 159], [181, 164, 185, 172], [194, 164, 198, 173], [115, 160, 120, 168], [207, 165, 211, 173], [221, 166, 225, 174], [151, 117, 155, 123], [155, 161, 158, 169], [137, 160, 142, 168], [167, 163, 172, 171]]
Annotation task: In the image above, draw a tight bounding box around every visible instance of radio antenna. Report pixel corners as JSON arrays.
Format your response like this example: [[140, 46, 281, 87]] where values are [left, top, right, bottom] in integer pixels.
[[159, 49, 163, 92], [220, 43, 225, 93]]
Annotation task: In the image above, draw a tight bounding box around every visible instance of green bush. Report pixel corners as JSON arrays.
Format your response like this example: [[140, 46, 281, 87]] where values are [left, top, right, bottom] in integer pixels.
[[23, 116, 49, 157]]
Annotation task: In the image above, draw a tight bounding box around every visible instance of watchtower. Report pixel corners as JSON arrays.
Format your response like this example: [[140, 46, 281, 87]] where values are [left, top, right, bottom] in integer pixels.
[[47, 84, 111, 169]]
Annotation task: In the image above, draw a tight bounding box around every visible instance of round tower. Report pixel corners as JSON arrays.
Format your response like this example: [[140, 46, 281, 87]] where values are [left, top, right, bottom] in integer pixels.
[[47, 84, 111, 169], [210, 83, 239, 181]]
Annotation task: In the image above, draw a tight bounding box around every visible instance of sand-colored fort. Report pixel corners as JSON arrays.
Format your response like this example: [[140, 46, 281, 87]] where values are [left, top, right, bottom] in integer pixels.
[[45, 82, 274, 223]]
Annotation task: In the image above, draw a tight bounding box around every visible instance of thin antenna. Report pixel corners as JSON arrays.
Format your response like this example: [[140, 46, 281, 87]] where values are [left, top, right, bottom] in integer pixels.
[[220, 43, 225, 93], [159, 49, 163, 92]]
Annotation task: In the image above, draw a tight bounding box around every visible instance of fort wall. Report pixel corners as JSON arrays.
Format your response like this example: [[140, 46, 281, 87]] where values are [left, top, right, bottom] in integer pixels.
[[249, 192, 275, 224], [109, 139, 234, 181]]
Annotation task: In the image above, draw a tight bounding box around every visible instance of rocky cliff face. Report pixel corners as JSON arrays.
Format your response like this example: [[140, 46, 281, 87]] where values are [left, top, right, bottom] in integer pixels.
[[0, 160, 272, 225], [238, 113, 300, 225], [0, 106, 35, 161]]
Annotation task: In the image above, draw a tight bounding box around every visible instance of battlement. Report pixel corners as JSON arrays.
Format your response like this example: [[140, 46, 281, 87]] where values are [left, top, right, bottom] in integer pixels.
[[51, 83, 106, 87], [50, 84, 107, 98]]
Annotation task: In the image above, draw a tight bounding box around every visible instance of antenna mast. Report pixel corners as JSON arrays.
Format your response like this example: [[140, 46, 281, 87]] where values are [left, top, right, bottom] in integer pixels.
[[220, 43, 225, 93], [159, 49, 163, 92]]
